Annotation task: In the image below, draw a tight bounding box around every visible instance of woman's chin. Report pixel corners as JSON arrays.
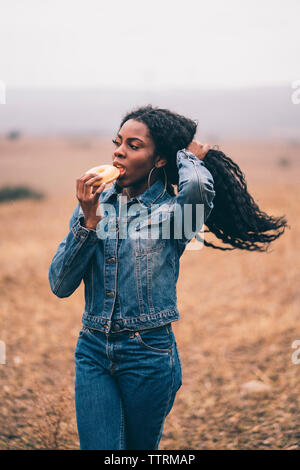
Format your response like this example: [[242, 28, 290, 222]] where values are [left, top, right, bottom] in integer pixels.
[[116, 175, 127, 185]]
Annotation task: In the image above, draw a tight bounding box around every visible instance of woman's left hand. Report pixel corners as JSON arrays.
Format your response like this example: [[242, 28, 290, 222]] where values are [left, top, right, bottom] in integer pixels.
[[187, 140, 210, 160]]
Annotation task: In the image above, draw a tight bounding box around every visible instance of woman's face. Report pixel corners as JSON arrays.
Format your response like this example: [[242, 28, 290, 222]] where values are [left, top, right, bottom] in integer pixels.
[[112, 119, 164, 188]]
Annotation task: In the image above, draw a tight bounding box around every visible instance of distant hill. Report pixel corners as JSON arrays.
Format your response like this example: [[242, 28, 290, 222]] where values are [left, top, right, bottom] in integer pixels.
[[0, 86, 299, 140]]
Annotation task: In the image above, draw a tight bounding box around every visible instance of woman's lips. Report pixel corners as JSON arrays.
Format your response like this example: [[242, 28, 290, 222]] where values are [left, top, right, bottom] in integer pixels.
[[118, 168, 126, 177], [113, 164, 126, 177]]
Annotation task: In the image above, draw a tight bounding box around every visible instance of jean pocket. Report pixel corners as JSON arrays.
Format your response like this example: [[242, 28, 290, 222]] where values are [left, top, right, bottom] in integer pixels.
[[78, 327, 87, 338], [134, 211, 170, 256], [134, 324, 173, 353], [79, 326, 99, 339], [134, 230, 166, 256]]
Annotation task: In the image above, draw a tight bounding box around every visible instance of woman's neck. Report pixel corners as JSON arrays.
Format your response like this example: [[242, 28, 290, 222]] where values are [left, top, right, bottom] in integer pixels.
[[122, 174, 159, 199]]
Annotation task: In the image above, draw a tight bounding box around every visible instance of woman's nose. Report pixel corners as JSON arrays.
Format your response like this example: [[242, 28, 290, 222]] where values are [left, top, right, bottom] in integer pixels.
[[114, 145, 126, 158]]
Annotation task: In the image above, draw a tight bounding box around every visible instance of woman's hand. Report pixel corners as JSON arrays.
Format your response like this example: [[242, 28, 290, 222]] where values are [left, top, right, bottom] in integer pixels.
[[187, 140, 210, 160], [76, 173, 106, 230]]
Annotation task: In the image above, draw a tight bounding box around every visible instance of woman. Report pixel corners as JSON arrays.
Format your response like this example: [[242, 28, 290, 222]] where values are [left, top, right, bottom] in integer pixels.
[[48, 105, 287, 450]]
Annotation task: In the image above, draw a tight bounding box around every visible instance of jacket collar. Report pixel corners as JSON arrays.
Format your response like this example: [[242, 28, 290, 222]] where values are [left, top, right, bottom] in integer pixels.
[[101, 178, 167, 207]]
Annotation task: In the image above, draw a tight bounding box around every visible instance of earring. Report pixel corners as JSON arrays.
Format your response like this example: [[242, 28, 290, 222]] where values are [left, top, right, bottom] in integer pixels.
[[147, 165, 168, 204], [147, 166, 157, 189]]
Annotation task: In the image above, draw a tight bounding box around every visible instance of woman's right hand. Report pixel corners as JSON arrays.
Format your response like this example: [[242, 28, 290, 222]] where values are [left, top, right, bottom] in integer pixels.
[[187, 140, 210, 160], [76, 173, 106, 230]]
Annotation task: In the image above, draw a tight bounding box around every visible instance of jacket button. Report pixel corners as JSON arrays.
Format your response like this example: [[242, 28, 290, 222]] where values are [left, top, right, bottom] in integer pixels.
[[106, 291, 115, 297], [107, 257, 116, 262], [113, 323, 121, 331]]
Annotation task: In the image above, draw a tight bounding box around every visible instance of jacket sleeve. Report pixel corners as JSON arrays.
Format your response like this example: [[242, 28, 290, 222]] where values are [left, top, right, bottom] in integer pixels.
[[48, 202, 99, 298], [172, 148, 215, 246]]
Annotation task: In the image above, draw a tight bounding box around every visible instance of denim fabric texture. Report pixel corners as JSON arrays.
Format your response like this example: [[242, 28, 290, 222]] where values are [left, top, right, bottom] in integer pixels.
[[74, 323, 182, 449], [48, 149, 215, 334], [49, 148, 215, 450]]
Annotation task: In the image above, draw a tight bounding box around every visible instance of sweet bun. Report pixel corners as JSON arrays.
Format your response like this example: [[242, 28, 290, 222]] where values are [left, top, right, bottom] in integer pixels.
[[85, 164, 120, 185]]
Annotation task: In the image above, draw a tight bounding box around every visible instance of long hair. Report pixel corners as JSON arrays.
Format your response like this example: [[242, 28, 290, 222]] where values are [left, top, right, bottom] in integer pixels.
[[118, 105, 288, 252]]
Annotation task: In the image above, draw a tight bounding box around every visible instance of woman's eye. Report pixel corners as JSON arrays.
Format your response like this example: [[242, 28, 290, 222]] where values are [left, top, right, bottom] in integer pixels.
[[112, 139, 139, 150]]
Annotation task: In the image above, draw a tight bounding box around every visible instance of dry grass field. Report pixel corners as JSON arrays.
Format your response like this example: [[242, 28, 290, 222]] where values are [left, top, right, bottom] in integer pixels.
[[0, 136, 299, 449]]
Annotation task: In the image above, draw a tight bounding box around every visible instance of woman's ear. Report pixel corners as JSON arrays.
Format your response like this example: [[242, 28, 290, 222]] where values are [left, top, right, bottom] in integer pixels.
[[155, 156, 167, 168]]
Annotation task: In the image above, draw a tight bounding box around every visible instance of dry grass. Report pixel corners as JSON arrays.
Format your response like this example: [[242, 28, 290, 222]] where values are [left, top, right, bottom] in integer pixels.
[[0, 136, 299, 450]]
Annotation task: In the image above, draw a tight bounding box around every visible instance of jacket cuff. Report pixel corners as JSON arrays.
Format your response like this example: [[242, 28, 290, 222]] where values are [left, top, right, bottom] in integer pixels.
[[176, 149, 199, 165], [71, 217, 99, 243]]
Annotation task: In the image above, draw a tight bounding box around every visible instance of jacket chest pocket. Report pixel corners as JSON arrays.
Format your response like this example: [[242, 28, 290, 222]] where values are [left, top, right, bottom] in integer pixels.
[[134, 211, 170, 256]]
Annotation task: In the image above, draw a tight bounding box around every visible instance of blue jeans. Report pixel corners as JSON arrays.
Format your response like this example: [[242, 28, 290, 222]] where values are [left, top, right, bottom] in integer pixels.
[[74, 323, 182, 450]]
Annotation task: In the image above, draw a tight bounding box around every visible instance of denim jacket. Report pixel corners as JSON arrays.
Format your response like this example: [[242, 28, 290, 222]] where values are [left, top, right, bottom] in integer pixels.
[[48, 149, 215, 333]]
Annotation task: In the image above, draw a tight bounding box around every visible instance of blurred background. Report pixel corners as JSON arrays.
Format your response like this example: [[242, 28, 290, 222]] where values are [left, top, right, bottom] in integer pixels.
[[0, 0, 299, 450]]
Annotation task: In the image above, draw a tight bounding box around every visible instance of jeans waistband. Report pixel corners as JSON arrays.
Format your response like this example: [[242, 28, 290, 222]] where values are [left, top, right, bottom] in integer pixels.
[[84, 322, 172, 337]]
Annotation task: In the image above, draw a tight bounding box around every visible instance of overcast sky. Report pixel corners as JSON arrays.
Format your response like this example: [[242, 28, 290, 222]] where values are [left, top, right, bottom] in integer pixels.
[[0, 0, 299, 90]]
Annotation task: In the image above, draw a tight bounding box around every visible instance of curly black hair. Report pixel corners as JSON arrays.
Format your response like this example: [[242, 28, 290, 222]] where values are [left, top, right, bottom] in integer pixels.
[[119, 105, 288, 252]]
